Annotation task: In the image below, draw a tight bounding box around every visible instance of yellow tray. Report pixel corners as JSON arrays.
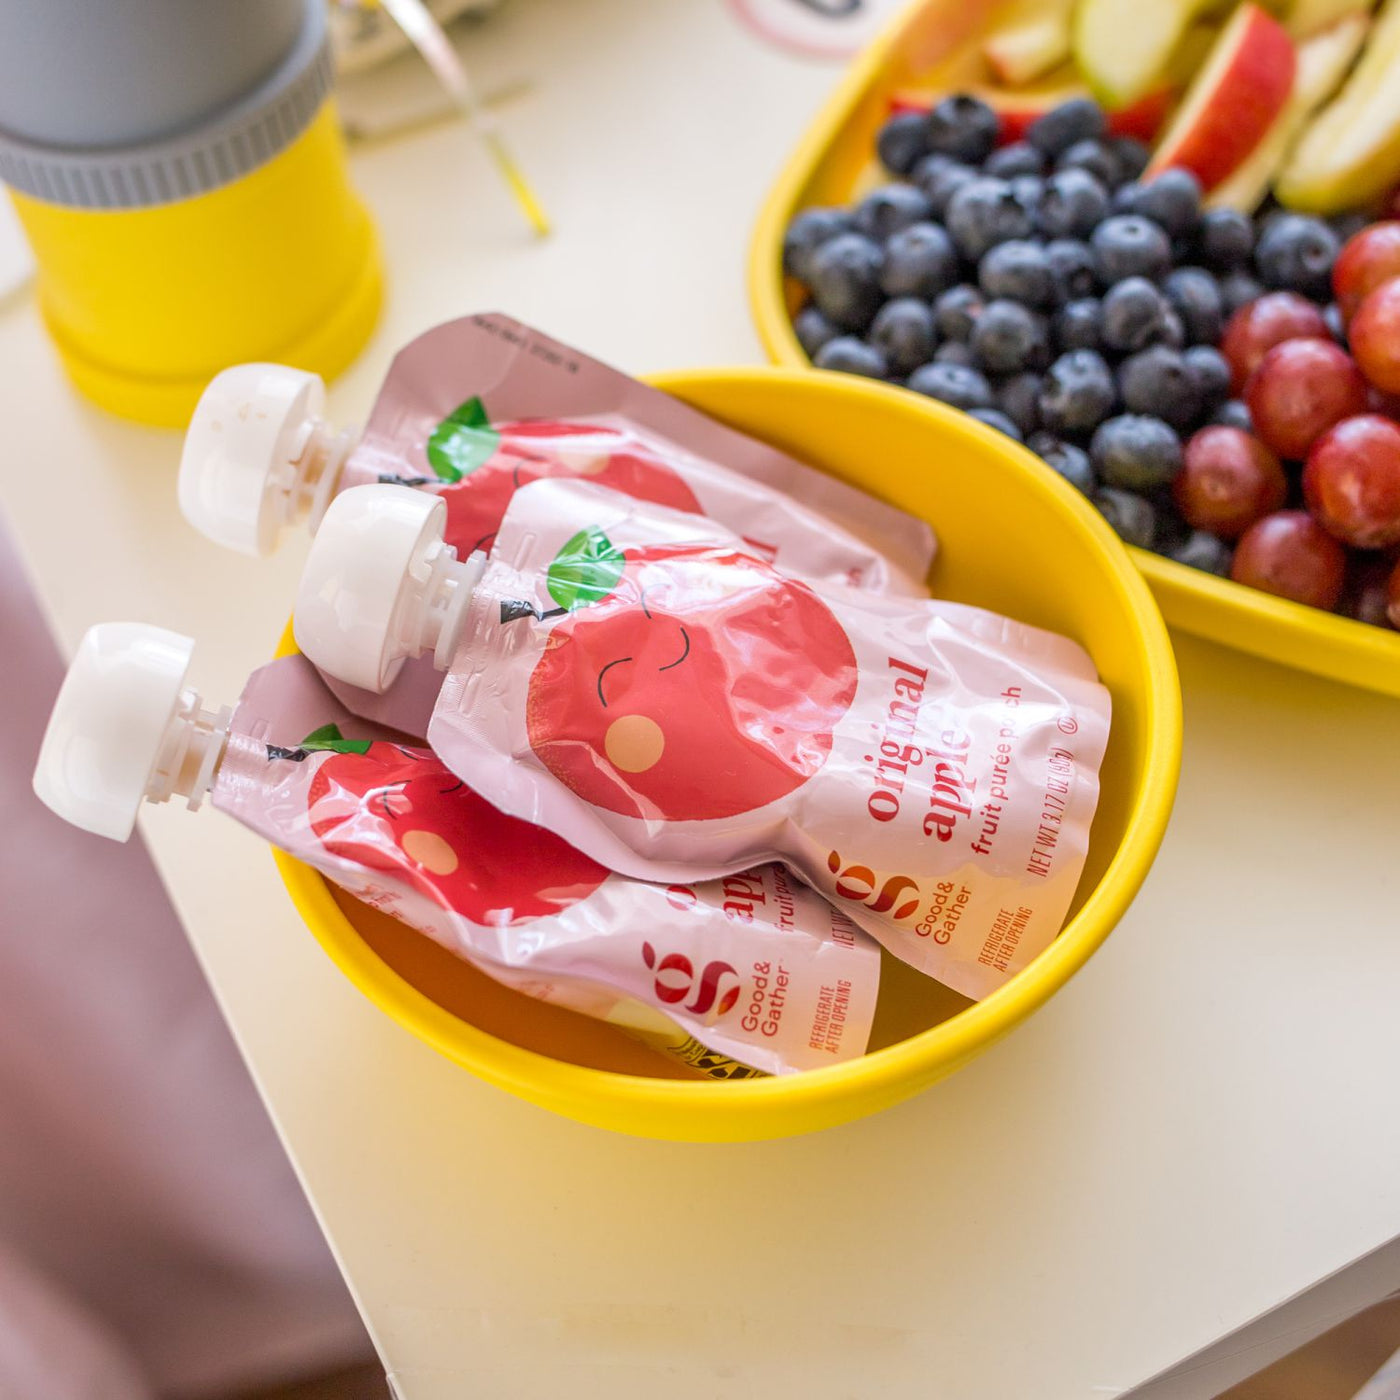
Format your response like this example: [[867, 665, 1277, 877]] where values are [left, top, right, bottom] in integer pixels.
[[275, 365, 1181, 1142], [748, 0, 1400, 700]]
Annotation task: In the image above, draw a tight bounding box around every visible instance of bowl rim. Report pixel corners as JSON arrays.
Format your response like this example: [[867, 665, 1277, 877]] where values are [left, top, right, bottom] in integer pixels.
[[745, 4, 1400, 700], [275, 364, 1182, 1138]]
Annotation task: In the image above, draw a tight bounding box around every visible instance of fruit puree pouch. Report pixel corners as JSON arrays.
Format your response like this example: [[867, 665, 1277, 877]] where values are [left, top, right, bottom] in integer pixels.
[[295, 477, 1112, 1002], [348, 314, 934, 586], [181, 313, 936, 737], [213, 654, 881, 1077]]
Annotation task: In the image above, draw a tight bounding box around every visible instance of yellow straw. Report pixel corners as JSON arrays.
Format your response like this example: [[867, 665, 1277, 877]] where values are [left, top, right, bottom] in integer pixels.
[[376, 0, 551, 236]]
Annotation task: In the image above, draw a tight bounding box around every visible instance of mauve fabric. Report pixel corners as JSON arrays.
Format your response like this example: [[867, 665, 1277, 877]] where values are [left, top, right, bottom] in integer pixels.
[[0, 517, 373, 1399], [0, 1243, 152, 1400]]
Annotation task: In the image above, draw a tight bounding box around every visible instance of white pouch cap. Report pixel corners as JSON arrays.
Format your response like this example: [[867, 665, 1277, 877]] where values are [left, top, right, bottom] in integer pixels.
[[179, 363, 345, 556], [294, 483, 484, 695], [33, 623, 230, 840]]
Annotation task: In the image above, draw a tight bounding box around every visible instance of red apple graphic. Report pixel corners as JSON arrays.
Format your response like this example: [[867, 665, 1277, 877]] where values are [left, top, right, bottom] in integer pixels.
[[522, 541, 858, 822], [424, 399, 703, 556], [298, 734, 609, 924]]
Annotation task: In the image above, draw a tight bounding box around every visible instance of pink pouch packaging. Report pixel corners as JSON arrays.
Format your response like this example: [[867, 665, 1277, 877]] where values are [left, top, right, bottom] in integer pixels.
[[295, 478, 1113, 1002], [179, 313, 936, 736], [33, 627, 880, 1079]]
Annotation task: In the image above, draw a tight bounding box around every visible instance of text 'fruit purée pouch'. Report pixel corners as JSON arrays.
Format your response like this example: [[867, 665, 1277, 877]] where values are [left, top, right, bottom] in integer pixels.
[[295, 476, 1113, 1002], [33, 629, 881, 1078], [179, 312, 936, 736]]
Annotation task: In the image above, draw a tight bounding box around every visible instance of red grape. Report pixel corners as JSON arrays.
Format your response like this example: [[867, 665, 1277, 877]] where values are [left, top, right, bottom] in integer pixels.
[[1174, 426, 1288, 540], [1366, 384, 1400, 418], [1302, 414, 1400, 549], [1340, 553, 1400, 628], [1220, 292, 1331, 395], [1348, 278, 1400, 394], [1232, 510, 1347, 609], [1332, 222, 1400, 320], [1245, 339, 1368, 460]]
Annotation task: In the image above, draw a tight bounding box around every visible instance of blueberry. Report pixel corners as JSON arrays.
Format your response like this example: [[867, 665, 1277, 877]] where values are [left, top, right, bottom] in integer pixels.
[[1039, 349, 1117, 436], [1219, 270, 1264, 316], [996, 371, 1043, 437], [933, 340, 979, 368], [1324, 301, 1347, 345], [1095, 487, 1157, 547], [782, 207, 852, 282], [1128, 168, 1201, 238], [1054, 297, 1103, 352], [1039, 169, 1110, 240], [979, 239, 1056, 308], [1108, 136, 1150, 181], [1329, 211, 1369, 246], [793, 304, 839, 359], [1110, 182, 1140, 215], [971, 299, 1050, 374], [1157, 307, 1186, 350], [869, 297, 937, 376], [1117, 346, 1201, 431], [1101, 276, 1174, 353], [1211, 398, 1253, 432], [807, 232, 886, 332], [1091, 414, 1183, 491], [913, 156, 978, 216], [1254, 213, 1339, 300], [907, 360, 994, 410], [853, 183, 934, 243], [968, 407, 1024, 441], [925, 94, 1000, 164], [1091, 215, 1173, 285], [1045, 239, 1097, 302], [880, 222, 959, 299], [1029, 432, 1096, 495], [1151, 504, 1193, 556], [945, 176, 1036, 261], [1163, 266, 1224, 345], [1056, 138, 1121, 189], [1183, 345, 1230, 414], [984, 142, 1046, 179], [1198, 207, 1254, 272], [814, 335, 888, 379], [933, 284, 985, 342], [1027, 98, 1106, 157], [1010, 174, 1045, 217], [1168, 528, 1232, 575], [877, 110, 930, 176], [1169, 231, 1199, 266]]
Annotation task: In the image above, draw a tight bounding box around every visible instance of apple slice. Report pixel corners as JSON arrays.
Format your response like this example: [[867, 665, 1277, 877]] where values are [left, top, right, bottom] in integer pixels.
[[1280, 0, 1373, 38], [887, 79, 1173, 144], [1277, 0, 1400, 211], [1207, 12, 1370, 210], [1145, 5, 1297, 192], [983, 0, 1075, 86], [1074, 0, 1224, 107]]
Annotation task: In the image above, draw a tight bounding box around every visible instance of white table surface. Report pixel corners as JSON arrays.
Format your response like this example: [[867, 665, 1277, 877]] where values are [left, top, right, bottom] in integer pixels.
[[4, 2, 1400, 1396]]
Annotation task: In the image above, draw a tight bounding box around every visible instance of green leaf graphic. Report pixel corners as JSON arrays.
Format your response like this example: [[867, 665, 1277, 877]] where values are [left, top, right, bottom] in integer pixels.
[[299, 723, 372, 756], [546, 527, 625, 611], [425, 396, 499, 482]]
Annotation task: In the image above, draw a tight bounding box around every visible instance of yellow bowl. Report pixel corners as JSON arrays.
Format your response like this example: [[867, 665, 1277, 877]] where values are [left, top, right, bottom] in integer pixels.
[[275, 365, 1181, 1142], [748, 1, 1400, 700]]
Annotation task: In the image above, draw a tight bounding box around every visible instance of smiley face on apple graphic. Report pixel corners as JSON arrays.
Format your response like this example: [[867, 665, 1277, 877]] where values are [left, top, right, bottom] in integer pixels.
[[292, 729, 609, 924], [422, 398, 703, 556], [521, 537, 858, 822]]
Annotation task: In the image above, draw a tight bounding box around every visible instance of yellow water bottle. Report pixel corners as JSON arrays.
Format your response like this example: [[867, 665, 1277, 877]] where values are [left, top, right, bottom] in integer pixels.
[[0, 0, 382, 427]]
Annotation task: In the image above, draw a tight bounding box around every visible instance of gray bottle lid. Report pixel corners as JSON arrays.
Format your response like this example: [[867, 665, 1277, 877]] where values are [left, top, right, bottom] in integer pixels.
[[0, 0, 333, 210]]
